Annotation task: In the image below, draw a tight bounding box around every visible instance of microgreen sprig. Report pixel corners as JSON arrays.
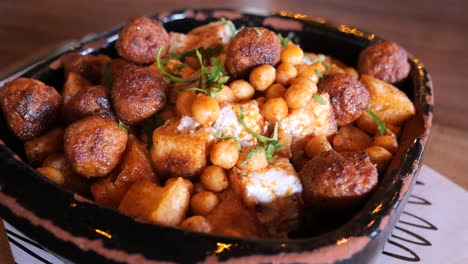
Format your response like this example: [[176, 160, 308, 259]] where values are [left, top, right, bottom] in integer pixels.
[[277, 33, 290, 48], [187, 50, 230, 98], [118, 120, 128, 132], [253, 27, 263, 36], [313, 94, 326, 105], [156, 47, 199, 83], [214, 131, 241, 150], [366, 109, 387, 135], [238, 108, 283, 161], [240, 146, 264, 167]]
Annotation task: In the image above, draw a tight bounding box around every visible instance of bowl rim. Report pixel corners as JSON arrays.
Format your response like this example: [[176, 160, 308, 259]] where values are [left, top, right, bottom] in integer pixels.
[[0, 8, 434, 263]]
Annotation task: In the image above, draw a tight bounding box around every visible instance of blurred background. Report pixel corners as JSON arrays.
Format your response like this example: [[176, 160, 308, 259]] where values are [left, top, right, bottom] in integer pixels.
[[0, 0, 466, 188]]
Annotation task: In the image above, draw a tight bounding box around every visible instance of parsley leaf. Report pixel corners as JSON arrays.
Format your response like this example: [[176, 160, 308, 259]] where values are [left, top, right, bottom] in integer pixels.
[[366, 109, 387, 135], [238, 108, 283, 161], [313, 94, 326, 105]]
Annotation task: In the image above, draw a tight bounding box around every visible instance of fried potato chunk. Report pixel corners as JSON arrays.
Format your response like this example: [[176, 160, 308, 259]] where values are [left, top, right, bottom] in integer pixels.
[[91, 135, 157, 208], [24, 128, 64, 164], [230, 156, 303, 236], [118, 178, 193, 226], [360, 74, 415, 125], [150, 117, 213, 179], [206, 189, 267, 238]]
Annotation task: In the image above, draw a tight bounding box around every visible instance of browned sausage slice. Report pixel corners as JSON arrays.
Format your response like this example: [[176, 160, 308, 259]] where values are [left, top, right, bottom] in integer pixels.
[[0, 78, 61, 140], [225, 27, 281, 77], [358, 41, 410, 83], [299, 150, 378, 212], [116, 16, 170, 64], [318, 73, 370, 126], [111, 67, 167, 125], [64, 116, 128, 177]]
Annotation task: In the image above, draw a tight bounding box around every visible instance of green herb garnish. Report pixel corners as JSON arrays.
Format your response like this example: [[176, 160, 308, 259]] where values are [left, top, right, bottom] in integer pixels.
[[187, 50, 230, 98], [156, 47, 199, 83], [118, 120, 128, 132], [366, 109, 387, 135], [169, 45, 224, 61], [277, 33, 290, 48], [325, 64, 331, 72], [315, 68, 325, 78], [238, 108, 283, 161], [240, 147, 262, 167], [313, 94, 326, 105], [253, 27, 263, 36], [101, 64, 113, 88], [214, 131, 241, 150], [142, 114, 166, 148]]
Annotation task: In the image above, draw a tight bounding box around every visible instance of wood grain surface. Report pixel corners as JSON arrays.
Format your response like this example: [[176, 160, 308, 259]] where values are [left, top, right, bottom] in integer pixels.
[[0, 0, 467, 260]]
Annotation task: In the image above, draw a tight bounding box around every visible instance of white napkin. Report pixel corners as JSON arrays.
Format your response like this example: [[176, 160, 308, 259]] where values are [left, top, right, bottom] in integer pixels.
[[3, 165, 468, 264]]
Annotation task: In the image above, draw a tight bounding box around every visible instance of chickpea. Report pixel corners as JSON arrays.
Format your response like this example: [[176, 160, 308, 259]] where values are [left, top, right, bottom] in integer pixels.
[[281, 44, 304, 65], [200, 165, 229, 192], [275, 63, 297, 85], [261, 98, 288, 123], [333, 126, 372, 152], [237, 146, 268, 171], [176, 91, 197, 116], [37, 167, 65, 185], [180, 215, 212, 233], [210, 139, 239, 169], [290, 76, 318, 94], [386, 124, 401, 138], [284, 84, 313, 109], [265, 83, 286, 99], [371, 135, 398, 154], [249, 64, 276, 92], [365, 146, 393, 173], [296, 62, 326, 84], [190, 191, 219, 216], [192, 94, 220, 124], [212, 85, 236, 103], [304, 135, 332, 158], [230, 80, 255, 101]]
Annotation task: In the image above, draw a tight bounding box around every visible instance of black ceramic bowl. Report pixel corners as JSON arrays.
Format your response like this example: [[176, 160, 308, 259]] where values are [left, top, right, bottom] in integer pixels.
[[0, 8, 433, 263]]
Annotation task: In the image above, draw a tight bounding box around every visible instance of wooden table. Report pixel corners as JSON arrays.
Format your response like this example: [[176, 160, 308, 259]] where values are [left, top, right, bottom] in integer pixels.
[[0, 0, 467, 261]]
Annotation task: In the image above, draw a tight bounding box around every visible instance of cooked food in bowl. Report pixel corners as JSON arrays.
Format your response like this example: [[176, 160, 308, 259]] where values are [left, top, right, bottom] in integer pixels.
[[0, 16, 416, 239]]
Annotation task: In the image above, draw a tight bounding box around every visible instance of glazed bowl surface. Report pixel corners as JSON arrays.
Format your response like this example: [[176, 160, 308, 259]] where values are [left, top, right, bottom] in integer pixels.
[[0, 8, 433, 264]]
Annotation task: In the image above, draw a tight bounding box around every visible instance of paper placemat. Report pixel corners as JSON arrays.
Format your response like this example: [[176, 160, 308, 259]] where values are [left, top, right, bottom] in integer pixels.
[[3, 165, 468, 263]]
